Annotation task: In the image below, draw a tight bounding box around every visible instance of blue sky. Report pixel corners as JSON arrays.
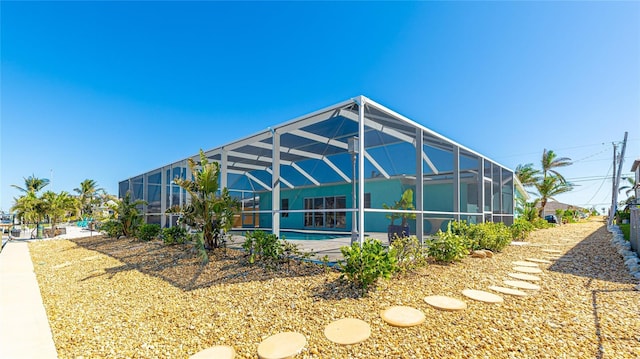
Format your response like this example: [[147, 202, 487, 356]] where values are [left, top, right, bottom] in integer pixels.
[[1, 1, 639, 213]]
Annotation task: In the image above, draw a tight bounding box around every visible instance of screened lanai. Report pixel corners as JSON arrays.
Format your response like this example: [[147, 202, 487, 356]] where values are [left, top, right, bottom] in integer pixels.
[[119, 96, 517, 244]]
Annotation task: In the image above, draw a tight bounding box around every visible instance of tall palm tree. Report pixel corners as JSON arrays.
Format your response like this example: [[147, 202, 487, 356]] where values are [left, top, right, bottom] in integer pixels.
[[536, 175, 573, 216], [515, 163, 541, 188], [74, 179, 103, 217], [541, 149, 572, 183], [11, 191, 48, 238], [12, 175, 50, 194]]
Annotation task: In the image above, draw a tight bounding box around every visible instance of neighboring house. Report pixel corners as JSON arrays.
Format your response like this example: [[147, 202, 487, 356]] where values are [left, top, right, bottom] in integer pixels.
[[537, 200, 586, 217], [119, 96, 517, 242]]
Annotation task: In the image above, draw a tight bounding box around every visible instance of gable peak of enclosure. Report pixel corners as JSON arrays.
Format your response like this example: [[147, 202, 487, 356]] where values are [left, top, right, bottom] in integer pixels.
[[120, 95, 524, 243]]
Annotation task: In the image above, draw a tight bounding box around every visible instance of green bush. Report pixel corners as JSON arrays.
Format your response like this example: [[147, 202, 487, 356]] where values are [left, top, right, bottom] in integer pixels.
[[162, 226, 188, 245], [467, 222, 511, 252], [427, 227, 468, 262], [390, 235, 428, 274], [339, 238, 397, 295], [137, 223, 161, 241], [510, 217, 535, 240], [241, 230, 312, 268], [101, 220, 123, 238], [532, 217, 552, 229]]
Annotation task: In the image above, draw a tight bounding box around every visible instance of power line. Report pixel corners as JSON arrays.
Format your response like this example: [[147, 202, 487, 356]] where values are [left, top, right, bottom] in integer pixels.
[[584, 161, 613, 206]]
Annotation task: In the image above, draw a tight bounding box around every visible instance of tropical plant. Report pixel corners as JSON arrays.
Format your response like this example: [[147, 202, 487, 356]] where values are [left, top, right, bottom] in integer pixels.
[[535, 175, 573, 217], [515, 163, 541, 188], [137, 223, 161, 241], [161, 226, 188, 245], [40, 191, 78, 232], [339, 238, 397, 295], [427, 223, 468, 262], [115, 191, 146, 238], [11, 175, 50, 194], [510, 217, 535, 240], [171, 149, 240, 250], [618, 177, 637, 197], [540, 149, 572, 183], [383, 188, 416, 227], [390, 235, 428, 274], [74, 179, 103, 217], [466, 221, 512, 252], [101, 220, 123, 238]]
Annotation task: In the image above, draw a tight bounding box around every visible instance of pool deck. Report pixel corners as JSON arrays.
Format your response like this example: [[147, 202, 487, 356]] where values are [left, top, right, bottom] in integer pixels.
[[227, 232, 390, 263]]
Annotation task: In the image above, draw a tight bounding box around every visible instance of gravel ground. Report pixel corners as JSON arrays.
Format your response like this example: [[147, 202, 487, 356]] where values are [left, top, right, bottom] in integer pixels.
[[29, 218, 640, 358]]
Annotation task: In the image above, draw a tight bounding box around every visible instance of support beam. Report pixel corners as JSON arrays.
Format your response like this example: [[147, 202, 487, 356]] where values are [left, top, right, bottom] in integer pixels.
[[245, 172, 270, 191], [415, 128, 424, 245], [341, 108, 439, 175], [290, 129, 348, 150], [453, 145, 460, 221], [357, 96, 366, 246], [272, 130, 281, 237], [323, 157, 351, 183], [291, 163, 320, 185], [363, 152, 390, 179], [266, 168, 294, 189], [220, 149, 228, 190]]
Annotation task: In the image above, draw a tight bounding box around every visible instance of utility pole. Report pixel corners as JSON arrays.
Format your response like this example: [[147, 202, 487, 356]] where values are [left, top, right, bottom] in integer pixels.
[[610, 143, 617, 227], [609, 132, 628, 227]]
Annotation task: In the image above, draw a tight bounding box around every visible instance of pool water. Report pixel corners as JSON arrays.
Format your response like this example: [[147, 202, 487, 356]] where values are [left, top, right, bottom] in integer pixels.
[[232, 230, 344, 241]]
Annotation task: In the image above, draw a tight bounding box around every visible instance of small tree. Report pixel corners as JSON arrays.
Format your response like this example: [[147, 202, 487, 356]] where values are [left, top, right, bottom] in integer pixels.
[[383, 188, 416, 227], [115, 191, 146, 238], [171, 149, 239, 250]]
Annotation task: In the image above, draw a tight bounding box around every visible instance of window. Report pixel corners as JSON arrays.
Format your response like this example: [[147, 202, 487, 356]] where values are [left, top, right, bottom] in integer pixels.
[[304, 196, 347, 229], [281, 198, 289, 218], [364, 193, 371, 208]]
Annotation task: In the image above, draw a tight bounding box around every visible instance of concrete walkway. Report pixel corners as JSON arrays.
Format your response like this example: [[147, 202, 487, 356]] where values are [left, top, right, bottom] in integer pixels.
[[0, 241, 58, 358]]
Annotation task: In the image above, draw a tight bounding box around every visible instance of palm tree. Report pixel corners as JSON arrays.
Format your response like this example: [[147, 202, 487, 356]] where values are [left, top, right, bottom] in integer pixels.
[[74, 179, 103, 217], [515, 163, 541, 189], [11, 191, 48, 238], [541, 149, 572, 183], [536, 175, 573, 217], [41, 191, 79, 233], [12, 175, 50, 194], [618, 177, 637, 197], [172, 149, 239, 249]]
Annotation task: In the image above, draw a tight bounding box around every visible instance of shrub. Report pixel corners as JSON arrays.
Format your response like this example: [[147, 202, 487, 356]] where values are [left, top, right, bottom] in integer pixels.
[[137, 223, 161, 242], [427, 227, 468, 262], [532, 217, 552, 229], [390, 235, 428, 274], [241, 230, 312, 268], [339, 238, 397, 295], [101, 220, 123, 238], [468, 222, 512, 252], [510, 217, 535, 240], [162, 226, 188, 245]]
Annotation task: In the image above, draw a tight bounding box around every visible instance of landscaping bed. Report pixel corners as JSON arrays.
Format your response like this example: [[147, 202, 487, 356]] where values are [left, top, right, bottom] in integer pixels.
[[30, 219, 639, 358]]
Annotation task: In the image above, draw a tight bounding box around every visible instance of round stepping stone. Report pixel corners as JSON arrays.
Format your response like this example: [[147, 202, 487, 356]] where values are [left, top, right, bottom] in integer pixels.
[[190, 345, 236, 359], [542, 249, 562, 254], [513, 266, 543, 274], [512, 261, 538, 267], [504, 280, 541, 290], [257, 332, 306, 359], [461, 289, 504, 304], [380, 306, 426, 327], [525, 258, 552, 264], [508, 273, 541, 281], [488, 285, 528, 297], [324, 318, 371, 345], [424, 295, 467, 311]]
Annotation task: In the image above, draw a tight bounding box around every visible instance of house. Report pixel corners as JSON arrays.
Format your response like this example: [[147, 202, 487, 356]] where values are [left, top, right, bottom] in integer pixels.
[[119, 96, 522, 243]]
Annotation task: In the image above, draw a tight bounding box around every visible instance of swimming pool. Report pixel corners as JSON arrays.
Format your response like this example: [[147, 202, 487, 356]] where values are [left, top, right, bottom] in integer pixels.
[[231, 230, 345, 241]]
